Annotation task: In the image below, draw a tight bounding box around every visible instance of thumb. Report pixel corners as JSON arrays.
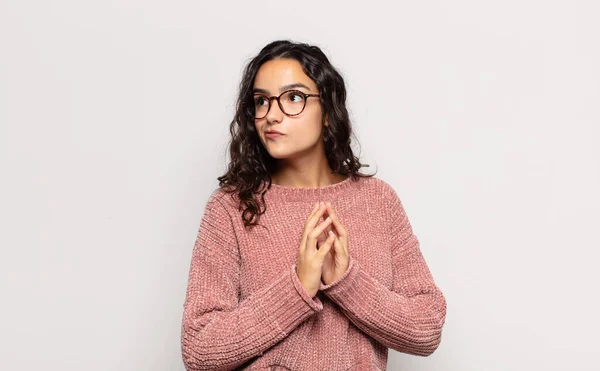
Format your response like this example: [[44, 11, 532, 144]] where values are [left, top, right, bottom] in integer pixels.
[[317, 231, 335, 259]]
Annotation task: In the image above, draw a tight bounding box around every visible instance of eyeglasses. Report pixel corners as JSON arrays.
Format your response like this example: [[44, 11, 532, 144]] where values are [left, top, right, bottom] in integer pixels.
[[253, 89, 320, 119]]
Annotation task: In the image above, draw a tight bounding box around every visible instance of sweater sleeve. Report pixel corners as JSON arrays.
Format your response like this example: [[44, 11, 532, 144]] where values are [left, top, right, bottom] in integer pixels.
[[181, 191, 324, 371], [317, 183, 447, 356]]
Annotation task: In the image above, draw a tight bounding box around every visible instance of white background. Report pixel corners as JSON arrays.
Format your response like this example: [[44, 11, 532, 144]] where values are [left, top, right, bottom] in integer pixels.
[[1, 1, 599, 370]]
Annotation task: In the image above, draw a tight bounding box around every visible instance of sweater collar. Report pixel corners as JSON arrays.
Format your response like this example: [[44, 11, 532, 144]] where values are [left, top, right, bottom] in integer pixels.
[[262, 175, 361, 202]]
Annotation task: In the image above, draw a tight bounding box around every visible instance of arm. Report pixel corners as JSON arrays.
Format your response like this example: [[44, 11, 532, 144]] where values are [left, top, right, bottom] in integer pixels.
[[318, 183, 447, 356], [181, 192, 324, 370]]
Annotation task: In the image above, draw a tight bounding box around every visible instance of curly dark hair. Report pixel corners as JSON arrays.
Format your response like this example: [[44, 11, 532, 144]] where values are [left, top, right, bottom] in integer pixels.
[[217, 39, 376, 228]]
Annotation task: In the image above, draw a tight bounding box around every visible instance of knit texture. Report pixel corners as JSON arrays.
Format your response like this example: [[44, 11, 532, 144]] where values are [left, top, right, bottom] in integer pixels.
[[181, 175, 447, 370]]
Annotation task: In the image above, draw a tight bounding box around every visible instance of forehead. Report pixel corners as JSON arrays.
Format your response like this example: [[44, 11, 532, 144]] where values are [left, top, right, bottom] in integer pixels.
[[253, 58, 317, 93]]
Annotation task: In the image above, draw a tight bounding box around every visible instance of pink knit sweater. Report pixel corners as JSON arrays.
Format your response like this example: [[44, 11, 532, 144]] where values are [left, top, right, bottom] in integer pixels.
[[181, 176, 447, 370]]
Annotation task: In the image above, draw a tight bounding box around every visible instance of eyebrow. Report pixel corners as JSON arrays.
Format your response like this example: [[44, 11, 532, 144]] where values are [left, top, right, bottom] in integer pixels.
[[252, 83, 312, 95]]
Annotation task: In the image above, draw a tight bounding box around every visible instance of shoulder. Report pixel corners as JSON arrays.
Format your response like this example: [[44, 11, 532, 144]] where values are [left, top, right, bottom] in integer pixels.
[[361, 176, 407, 216], [197, 187, 240, 225], [205, 187, 240, 209], [358, 175, 398, 200]]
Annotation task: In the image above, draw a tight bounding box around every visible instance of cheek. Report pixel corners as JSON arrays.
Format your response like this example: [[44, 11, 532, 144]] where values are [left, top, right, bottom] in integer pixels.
[[254, 120, 265, 135], [294, 117, 324, 143]]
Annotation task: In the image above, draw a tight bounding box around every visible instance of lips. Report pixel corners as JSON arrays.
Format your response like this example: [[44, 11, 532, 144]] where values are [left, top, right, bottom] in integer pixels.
[[265, 130, 284, 135]]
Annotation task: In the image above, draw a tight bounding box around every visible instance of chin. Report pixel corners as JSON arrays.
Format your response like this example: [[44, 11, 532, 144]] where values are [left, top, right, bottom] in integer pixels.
[[266, 149, 292, 159], [264, 140, 317, 160]]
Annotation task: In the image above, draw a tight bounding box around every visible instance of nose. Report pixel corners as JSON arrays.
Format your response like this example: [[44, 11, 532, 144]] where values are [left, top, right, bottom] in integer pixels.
[[265, 97, 284, 123]]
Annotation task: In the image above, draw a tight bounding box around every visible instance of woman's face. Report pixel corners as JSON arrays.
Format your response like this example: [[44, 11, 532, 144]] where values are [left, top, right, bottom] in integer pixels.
[[253, 58, 325, 161]]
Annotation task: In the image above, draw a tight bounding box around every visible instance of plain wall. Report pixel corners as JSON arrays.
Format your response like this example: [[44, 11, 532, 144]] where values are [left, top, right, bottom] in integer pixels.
[[1, 0, 599, 370]]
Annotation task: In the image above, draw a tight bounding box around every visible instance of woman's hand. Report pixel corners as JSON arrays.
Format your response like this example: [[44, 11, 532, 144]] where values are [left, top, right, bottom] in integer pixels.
[[296, 201, 337, 298], [318, 201, 350, 286]]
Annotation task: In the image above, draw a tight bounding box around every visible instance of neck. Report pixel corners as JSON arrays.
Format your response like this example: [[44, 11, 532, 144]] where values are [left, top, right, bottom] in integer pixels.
[[271, 169, 347, 189]]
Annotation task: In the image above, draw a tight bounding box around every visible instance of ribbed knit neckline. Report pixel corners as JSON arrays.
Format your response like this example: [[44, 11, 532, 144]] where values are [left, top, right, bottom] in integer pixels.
[[264, 175, 363, 202]]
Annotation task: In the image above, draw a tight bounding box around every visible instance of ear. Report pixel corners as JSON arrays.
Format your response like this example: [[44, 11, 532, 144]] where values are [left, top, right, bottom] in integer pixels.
[[323, 113, 329, 127]]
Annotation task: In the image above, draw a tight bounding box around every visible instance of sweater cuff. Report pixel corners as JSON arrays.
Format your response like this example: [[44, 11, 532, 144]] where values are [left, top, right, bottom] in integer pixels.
[[251, 265, 323, 336], [290, 264, 324, 312], [318, 255, 360, 294]]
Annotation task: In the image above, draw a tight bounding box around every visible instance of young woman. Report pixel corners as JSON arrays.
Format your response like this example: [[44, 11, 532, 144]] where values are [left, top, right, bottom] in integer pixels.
[[181, 40, 447, 371]]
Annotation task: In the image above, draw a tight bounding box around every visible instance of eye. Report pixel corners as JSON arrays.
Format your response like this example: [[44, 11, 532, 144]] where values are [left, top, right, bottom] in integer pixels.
[[254, 96, 267, 106], [282, 90, 305, 103], [289, 92, 303, 102]]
